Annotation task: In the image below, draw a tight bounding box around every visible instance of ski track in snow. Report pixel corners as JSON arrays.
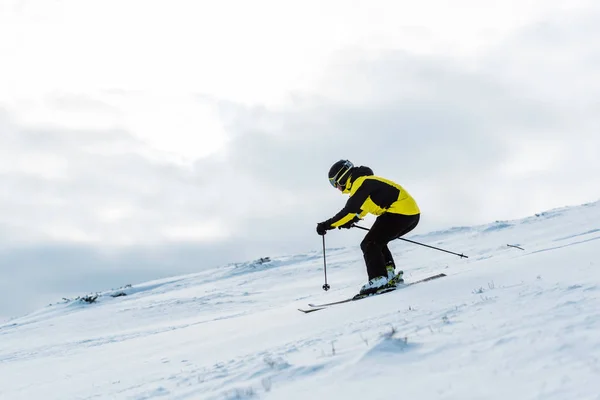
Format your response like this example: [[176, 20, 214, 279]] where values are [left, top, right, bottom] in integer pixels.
[[1, 202, 600, 399]]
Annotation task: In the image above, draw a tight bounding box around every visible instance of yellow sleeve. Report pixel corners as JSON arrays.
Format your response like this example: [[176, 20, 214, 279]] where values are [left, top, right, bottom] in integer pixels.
[[331, 213, 362, 228]]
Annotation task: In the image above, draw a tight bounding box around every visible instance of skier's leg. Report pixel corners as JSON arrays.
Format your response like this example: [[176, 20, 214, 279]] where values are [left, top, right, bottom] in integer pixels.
[[360, 213, 421, 283], [360, 214, 400, 281], [382, 244, 395, 268], [393, 213, 420, 239], [379, 214, 421, 283], [382, 244, 396, 279], [360, 239, 387, 281]]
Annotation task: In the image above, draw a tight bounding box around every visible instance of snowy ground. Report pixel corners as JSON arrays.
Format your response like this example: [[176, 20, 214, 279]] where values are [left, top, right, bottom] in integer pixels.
[[1, 201, 600, 400]]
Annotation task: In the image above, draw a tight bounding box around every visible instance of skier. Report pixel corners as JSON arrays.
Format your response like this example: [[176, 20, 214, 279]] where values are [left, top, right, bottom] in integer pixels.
[[316, 160, 421, 295]]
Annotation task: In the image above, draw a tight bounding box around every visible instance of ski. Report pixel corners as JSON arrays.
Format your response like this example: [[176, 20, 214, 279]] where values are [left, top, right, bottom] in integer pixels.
[[298, 273, 446, 313]]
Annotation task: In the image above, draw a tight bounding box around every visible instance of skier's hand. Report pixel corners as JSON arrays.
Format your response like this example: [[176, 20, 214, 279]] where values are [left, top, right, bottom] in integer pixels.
[[338, 215, 360, 229], [316, 222, 330, 236]]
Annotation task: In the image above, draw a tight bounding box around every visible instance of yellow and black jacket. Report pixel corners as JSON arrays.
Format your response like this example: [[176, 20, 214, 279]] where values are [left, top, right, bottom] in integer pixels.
[[323, 167, 420, 229]]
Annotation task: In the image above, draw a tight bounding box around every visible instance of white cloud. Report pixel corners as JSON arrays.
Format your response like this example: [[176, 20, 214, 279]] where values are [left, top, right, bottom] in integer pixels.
[[164, 221, 229, 242], [499, 139, 566, 177], [3, 0, 584, 103]]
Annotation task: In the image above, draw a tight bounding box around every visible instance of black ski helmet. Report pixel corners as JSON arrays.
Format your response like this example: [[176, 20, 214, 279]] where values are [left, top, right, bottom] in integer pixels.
[[328, 159, 354, 188]]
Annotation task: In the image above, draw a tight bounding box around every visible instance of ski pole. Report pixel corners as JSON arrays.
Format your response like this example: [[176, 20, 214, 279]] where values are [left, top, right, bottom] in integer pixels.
[[321, 235, 331, 291], [352, 224, 469, 258]]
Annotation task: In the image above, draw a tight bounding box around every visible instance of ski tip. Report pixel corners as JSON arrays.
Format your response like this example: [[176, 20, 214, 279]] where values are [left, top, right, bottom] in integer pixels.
[[298, 308, 325, 314]]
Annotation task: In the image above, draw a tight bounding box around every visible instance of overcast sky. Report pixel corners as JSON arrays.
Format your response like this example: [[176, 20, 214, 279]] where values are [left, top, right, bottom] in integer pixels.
[[1, 0, 599, 320]]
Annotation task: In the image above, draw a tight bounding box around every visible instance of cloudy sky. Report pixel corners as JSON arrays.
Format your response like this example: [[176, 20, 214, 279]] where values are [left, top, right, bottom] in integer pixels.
[[1, 0, 599, 319]]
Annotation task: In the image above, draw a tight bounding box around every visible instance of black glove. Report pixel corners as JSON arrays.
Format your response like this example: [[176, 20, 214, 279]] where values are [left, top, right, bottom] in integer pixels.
[[316, 222, 330, 236], [338, 215, 360, 229]]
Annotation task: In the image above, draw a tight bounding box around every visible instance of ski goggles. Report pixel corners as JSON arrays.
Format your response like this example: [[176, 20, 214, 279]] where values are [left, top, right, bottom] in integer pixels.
[[329, 160, 353, 188]]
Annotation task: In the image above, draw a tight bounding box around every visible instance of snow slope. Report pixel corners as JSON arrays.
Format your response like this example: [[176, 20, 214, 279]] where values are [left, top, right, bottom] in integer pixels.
[[1, 201, 600, 400]]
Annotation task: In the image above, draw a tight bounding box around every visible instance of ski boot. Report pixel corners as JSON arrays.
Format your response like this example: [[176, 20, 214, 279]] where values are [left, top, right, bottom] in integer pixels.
[[387, 265, 405, 286], [386, 265, 396, 280], [358, 276, 389, 295]]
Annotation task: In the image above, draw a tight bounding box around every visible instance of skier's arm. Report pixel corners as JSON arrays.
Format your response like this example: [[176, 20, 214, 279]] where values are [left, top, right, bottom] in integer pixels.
[[322, 186, 371, 228]]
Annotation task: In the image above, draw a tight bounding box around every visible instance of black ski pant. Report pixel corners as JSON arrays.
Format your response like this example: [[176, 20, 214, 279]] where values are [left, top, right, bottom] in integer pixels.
[[360, 213, 420, 280]]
